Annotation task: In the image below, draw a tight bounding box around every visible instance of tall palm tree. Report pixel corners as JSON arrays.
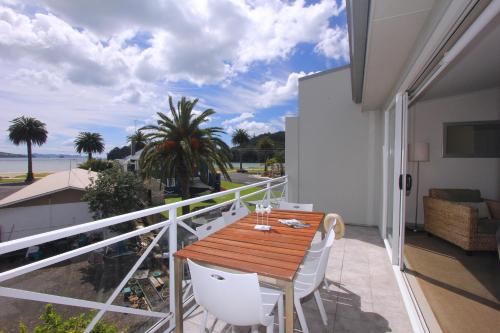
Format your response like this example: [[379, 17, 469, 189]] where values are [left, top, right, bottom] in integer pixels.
[[74, 132, 105, 161], [127, 129, 148, 155], [258, 136, 274, 173], [8, 116, 48, 183], [140, 96, 232, 214], [231, 128, 250, 171]]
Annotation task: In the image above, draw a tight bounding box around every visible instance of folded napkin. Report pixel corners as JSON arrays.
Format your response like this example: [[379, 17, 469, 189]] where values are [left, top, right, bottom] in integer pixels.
[[278, 219, 311, 228]]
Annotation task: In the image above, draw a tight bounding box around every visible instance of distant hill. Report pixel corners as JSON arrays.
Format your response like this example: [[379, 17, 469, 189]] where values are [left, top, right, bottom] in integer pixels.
[[244, 131, 285, 149], [231, 131, 285, 163], [0, 151, 25, 158]]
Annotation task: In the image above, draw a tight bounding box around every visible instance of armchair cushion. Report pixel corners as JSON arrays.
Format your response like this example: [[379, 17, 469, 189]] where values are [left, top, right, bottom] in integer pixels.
[[429, 189, 482, 202], [458, 202, 492, 219], [477, 219, 500, 235]]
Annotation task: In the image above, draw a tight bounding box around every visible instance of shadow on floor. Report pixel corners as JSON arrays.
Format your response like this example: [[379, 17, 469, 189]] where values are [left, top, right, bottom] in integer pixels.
[[341, 225, 386, 249]]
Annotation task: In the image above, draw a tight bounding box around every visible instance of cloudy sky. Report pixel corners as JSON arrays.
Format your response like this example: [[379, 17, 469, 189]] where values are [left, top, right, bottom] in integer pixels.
[[0, 0, 349, 155]]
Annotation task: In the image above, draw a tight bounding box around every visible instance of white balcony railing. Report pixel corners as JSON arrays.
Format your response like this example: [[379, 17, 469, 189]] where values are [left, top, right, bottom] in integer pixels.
[[0, 175, 288, 333]]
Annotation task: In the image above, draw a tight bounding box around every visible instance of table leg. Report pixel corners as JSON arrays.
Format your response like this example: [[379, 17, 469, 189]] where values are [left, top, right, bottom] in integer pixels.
[[284, 281, 294, 333], [174, 256, 184, 333]]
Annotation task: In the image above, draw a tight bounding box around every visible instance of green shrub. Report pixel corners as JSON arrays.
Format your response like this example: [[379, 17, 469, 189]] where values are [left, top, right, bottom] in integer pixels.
[[78, 159, 115, 172], [17, 304, 119, 333]]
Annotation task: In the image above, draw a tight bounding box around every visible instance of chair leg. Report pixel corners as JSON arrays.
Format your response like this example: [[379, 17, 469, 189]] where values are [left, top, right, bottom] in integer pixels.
[[200, 309, 208, 333], [278, 294, 284, 333], [314, 290, 328, 326], [266, 323, 274, 333], [294, 297, 309, 333], [251, 325, 259, 333]]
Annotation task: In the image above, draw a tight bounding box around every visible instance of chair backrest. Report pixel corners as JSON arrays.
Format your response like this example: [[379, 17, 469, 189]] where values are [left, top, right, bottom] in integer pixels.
[[195, 217, 226, 239], [188, 259, 265, 326], [323, 214, 337, 236], [313, 232, 335, 289], [278, 201, 314, 212], [222, 206, 249, 225]]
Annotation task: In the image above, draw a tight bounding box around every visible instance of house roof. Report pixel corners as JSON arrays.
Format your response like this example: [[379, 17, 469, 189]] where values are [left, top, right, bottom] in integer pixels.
[[0, 168, 98, 208]]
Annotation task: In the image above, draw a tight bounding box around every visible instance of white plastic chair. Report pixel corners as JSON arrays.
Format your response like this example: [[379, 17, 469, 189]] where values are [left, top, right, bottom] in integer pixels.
[[222, 205, 249, 225], [294, 231, 335, 333], [307, 214, 337, 255], [278, 201, 314, 212], [195, 217, 226, 240], [188, 259, 284, 333]]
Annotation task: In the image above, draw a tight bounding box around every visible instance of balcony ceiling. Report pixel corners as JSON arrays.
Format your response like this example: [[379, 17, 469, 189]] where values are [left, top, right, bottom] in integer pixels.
[[362, 0, 436, 110], [420, 11, 500, 100]]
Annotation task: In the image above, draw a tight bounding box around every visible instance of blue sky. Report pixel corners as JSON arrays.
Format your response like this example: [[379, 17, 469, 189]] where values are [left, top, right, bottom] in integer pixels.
[[0, 0, 349, 155]]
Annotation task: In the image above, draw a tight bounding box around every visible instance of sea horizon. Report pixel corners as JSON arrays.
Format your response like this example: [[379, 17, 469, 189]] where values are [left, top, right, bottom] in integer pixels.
[[0, 158, 264, 174]]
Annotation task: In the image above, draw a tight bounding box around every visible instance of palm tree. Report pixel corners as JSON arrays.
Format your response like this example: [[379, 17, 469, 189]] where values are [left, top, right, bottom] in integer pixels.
[[8, 116, 48, 183], [140, 96, 232, 214], [74, 132, 105, 161], [258, 136, 274, 173], [231, 128, 250, 171], [127, 129, 148, 155]]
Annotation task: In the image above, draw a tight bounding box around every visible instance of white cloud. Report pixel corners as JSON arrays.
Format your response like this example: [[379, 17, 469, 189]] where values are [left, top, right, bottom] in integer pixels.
[[0, 0, 345, 86], [314, 25, 349, 61], [222, 112, 254, 126], [257, 72, 311, 108], [226, 120, 278, 136]]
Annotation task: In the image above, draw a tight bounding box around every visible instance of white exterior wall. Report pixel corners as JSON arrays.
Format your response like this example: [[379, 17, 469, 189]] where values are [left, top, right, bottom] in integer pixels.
[[287, 67, 384, 226], [0, 202, 93, 241], [406, 87, 500, 225]]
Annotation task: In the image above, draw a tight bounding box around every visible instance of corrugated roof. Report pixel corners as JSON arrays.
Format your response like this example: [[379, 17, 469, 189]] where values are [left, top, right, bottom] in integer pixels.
[[0, 168, 98, 208]]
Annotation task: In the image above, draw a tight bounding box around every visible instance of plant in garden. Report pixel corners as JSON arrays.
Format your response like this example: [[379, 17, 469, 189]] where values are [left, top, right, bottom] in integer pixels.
[[16, 304, 119, 333]]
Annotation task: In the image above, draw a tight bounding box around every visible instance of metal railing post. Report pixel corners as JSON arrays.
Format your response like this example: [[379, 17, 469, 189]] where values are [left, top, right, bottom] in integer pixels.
[[168, 207, 178, 316], [284, 177, 289, 202], [235, 190, 241, 210], [266, 182, 271, 206]]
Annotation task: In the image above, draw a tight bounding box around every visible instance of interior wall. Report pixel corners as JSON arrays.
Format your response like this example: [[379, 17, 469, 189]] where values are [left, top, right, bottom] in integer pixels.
[[406, 87, 500, 225], [295, 67, 383, 226]]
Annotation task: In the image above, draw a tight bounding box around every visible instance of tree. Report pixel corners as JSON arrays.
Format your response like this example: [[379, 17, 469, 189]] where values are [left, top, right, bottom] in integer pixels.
[[78, 159, 115, 172], [17, 304, 118, 333], [140, 96, 232, 214], [127, 129, 148, 155], [82, 165, 145, 223], [74, 132, 105, 161], [8, 116, 48, 183], [257, 136, 274, 173], [231, 128, 250, 171]]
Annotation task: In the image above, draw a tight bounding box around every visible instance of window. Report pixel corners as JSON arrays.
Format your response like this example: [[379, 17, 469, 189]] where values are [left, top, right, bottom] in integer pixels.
[[443, 121, 500, 157]]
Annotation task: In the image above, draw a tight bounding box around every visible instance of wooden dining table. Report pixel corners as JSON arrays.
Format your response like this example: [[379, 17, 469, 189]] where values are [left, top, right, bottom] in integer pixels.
[[173, 209, 325, 333]]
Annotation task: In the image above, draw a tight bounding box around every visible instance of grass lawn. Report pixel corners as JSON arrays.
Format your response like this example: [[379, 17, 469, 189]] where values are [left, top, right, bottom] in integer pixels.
[[164, 180, 271, 216], [0, 173, 51, 184]]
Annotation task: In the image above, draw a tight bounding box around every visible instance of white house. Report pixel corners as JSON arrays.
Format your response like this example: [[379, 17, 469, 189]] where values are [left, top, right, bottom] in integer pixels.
[[0, 168, 97, 241], [286, 1, 500, 332]]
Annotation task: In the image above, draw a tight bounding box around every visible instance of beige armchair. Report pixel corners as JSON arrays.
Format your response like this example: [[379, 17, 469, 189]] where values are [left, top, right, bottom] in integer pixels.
[[423, 189, 500, 253]]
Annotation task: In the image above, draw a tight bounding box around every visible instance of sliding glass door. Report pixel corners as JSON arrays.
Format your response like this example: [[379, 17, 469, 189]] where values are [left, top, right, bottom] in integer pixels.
[[383, 92, 409, 269]]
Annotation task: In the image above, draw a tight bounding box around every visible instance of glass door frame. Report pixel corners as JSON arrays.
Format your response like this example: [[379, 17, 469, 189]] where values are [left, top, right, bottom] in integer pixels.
[[382, 92, 409, 270]]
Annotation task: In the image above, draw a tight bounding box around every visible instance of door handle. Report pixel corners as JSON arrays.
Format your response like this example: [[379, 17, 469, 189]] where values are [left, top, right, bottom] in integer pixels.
[[399, 174, 413, 194]]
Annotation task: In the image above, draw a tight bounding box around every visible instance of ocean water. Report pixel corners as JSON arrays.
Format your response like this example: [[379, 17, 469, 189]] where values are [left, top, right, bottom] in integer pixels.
[[0, 157, 86, 173], [0, 158, 264, 174]]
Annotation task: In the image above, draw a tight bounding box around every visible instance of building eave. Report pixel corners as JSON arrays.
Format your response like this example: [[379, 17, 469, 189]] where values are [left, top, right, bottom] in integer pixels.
[[347, 0, 370, 104]]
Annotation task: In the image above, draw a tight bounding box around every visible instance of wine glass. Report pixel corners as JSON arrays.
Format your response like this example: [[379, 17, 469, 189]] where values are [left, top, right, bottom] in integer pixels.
[[265, 205, 272, 226]]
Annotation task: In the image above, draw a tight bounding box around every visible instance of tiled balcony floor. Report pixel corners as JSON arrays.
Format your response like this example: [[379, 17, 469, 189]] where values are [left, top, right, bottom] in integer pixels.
[[182, 226, 413, 333]]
